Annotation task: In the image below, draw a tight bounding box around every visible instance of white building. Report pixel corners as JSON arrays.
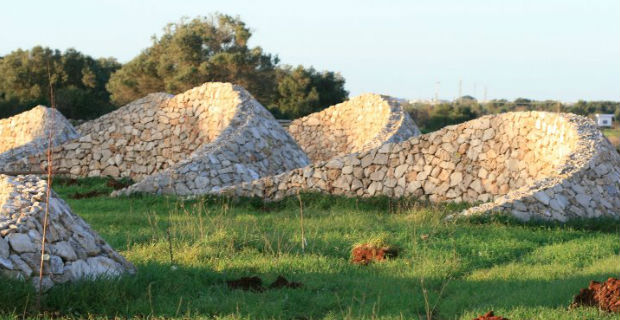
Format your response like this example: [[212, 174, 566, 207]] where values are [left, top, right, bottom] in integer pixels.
[[594, 114, 614, 127]]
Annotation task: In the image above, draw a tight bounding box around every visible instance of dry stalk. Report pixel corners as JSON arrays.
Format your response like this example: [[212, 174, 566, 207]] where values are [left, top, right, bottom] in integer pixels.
[[37, 61, 56, 309], [297, 190, 305, 253], [166, 223, 174, 265]]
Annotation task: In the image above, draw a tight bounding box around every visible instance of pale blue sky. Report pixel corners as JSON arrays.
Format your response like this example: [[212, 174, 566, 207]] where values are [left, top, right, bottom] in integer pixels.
[[1, 0, 619, 101]]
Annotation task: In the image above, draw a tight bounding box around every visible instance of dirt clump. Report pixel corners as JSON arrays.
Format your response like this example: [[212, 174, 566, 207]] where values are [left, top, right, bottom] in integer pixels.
[[269, 275, 303, 289], [57, 178, 79, 186], [571, 277, 620, 312], [472, 311, 509, 320], [351, 244, 398, 265], [226, 276, 264, 292], [69, 190, 107, 199], [227, 275, 303, 292], [106, 177, 132, 190]]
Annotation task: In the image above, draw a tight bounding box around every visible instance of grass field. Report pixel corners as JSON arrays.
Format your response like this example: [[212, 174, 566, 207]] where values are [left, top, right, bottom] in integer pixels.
[[0, 177, 619, 319], [602, 126, 620, 150]]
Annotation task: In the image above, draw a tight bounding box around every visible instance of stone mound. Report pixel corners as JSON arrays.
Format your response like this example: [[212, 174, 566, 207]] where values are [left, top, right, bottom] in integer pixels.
[[0, 174, 135, 289], [219, 111, 620, 222], [287, 94, 420, 163], [5, 83, 310, 195], [0, 106, 79, 169]]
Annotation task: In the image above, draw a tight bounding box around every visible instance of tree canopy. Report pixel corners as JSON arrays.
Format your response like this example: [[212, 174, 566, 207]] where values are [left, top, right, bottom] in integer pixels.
[[1, 14, 348, 120], [405, 98, 620, 133], [0, 46, 120, 119], [106, 14, 279, 106], [270, 65, 348, 119], [106, 14, 348, 119]]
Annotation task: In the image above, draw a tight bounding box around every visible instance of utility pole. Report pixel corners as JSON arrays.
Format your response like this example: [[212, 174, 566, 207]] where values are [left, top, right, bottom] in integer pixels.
[[474, 83, 477, 99], [458, 79, 462, 100], [434, 81, 440, 105], [483, 86, 487, 103]]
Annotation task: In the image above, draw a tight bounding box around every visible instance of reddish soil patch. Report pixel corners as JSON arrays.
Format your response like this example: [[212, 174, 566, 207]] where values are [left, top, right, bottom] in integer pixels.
[[571, 278, 620, 312], [226, 276, 264, 292], [269, 275, 303, 289], [351, 244, 398, 265], [69, 190, 107, 199], [472, 311, 509, 320], [106, 178, 132, 190]]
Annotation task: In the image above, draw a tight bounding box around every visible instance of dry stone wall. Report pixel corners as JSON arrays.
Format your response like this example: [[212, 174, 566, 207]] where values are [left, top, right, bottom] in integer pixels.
[[0, 106, 79, 168], [0, 174, 135, 289], [287, 94, 420, 163], [219, 112, 620, 222], [5, 83, 310, 195]]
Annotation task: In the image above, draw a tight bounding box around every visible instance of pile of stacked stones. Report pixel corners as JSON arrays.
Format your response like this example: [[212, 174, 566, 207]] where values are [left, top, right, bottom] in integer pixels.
[[287, 94, 420, 163], [219, 112, 620, 222], [112, 84, 310, 195], [3, 83, 310, 195], [0, 174, 135, 289], [0, 106, 79, 168]]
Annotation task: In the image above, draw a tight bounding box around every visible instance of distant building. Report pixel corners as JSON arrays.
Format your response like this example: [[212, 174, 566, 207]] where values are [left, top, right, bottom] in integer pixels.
[[595, 114, 614, 127]]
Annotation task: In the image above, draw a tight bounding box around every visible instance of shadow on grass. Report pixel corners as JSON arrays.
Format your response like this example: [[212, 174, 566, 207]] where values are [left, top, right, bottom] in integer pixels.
[[1, 262, 617, 319], [460, 213, 620, 234], [440, 272, 620, 318]]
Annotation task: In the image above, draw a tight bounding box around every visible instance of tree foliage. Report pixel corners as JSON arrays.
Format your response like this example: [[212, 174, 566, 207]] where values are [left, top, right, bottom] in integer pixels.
[[1, 14, 348, 120], [270, 65, 348, 119], [106, 14, 348, 119], [0, 46, 120, 119], [405, 98, 620, 133], [106, 14, 278, 106]]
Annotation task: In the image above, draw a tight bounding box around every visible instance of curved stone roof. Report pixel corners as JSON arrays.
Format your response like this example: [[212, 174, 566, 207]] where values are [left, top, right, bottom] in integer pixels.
[[115, 84, 310, 195], [219, 111, 620, 222], [0, 106, 79, 168], [4, 83, 310, 195], [287, 94, 420, 163], [0, 174, 135, 289]]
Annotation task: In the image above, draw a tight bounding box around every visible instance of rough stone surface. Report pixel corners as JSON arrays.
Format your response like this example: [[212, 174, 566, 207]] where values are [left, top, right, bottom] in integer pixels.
[[0, 174, 135, 288], [0, 106, 78, 167], [4, 83, 310, 196], [218, 112, 620, 222], [287, 94, 420, 163]]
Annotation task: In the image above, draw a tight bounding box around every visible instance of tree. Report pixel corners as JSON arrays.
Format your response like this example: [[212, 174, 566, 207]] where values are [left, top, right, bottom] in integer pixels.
[[107, 14, 348, 118], [0, 46, 120, 119], [106, 14, 278, 106], [270, 65, 348, 119]]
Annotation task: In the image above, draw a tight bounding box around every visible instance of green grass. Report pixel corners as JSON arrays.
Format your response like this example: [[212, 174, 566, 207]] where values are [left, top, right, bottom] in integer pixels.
[[602, 126, 620, 151], [602, 127, 620, 138], [1, 177, 619, 319]]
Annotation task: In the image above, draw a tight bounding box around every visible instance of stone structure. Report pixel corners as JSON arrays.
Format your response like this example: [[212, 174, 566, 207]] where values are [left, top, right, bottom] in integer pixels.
[[0, 106, 79, 168], [287, 94, 420, 163], [219, 112, 620, 222], [0, 174, 135, 289], [5, 83, 310, 195]]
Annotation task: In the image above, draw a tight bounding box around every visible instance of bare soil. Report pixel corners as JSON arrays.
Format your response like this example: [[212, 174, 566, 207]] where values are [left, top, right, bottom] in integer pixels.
[[269, 275, 303, 289], [227, 275, 303, 292], [351, 244, 398, 265], [69, 190, 107, 199], [571, 277, 620, 312], [106, 177, 132, 190], [226, 276, 264, 292]]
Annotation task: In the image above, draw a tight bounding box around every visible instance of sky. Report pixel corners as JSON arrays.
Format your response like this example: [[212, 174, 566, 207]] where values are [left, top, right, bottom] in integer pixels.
[[1, 0, 619, 101]]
